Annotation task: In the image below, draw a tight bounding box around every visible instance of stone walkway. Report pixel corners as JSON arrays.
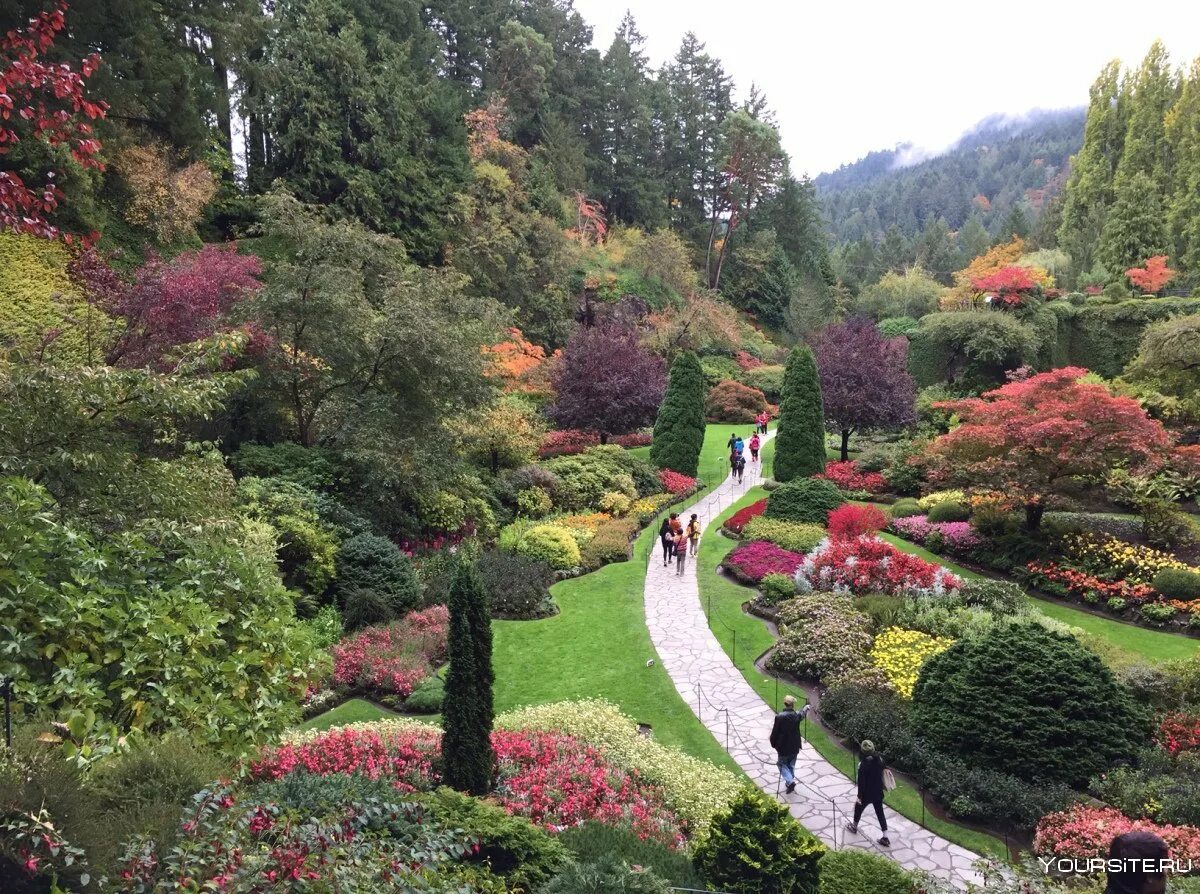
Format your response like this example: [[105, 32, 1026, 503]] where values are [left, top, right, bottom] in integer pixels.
[[643, 433, 983, 888]]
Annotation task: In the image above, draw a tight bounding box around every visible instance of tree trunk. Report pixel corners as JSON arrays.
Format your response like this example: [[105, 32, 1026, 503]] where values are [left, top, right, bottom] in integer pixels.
[[490, 448, 499, 476], [1024, 501, 1044, 531], [599, 431, 609, 445], [840, 429, 851, 462]]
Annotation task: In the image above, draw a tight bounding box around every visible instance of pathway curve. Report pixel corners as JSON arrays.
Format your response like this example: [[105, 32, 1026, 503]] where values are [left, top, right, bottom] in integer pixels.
[[643, 434, 983, 888]]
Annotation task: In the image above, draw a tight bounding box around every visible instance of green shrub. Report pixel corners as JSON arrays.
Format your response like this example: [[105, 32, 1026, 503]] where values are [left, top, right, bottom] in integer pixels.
[[1142, 499, 1199, 549], [299, 603, 343, 648], [818, 849, 915, 894], [342, 587, 395, 630], [742, 364, 785, 402], [760, 572, 798, 605], [700, 355, 742, 387], [764, 478, 844, 524], [818, 680, 908, 755], [542, 855, 671, 894], [1141, 602, 1178, 626], [853, 594, 904, 630], [909, 623, 1150, 787], [405, 673, 445, 713], [543, 446, 654, 508], [418, 786, 570, 890], [888, 498, 923, 519], [228, 442, 340, 491], [742, 517, 826, 553], [581, 517, 640, 570], [925, 501, 970, 523], [877, 316, 921, 338], [514, 524, 581, 569], [334, 533, 421, 617], [476, 549, 555, 619], [237, 476, 340, 594], [558, 821, 705, 889], [907, 311, 1039, 390], [706, 379, 770, 424], [692, 788, 824, 894], [1154, 568, 1200, 601], [958, 579, 1026, 615]]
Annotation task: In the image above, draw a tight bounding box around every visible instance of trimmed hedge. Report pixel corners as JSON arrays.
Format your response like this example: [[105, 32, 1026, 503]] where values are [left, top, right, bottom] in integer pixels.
[[764, 478, 845, 525], [1059, 298, 1200, 378], [907, 311, 1039, 390], [818, 850, 915, 894]]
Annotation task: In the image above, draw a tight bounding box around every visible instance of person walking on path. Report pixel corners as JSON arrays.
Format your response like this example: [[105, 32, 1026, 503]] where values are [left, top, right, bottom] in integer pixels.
[[749, 433, 761, 463], [731, 450, 746, 483], [669, 512, 683, 536], [658, 516, 675, 566], [756, 411, 769, 435], [733, 434, 744, 457], [687, 513, 701, 557], [769, 695, 810, 795], [847, 740, 891, 847], [726, 432, 739, 453], [673, 530, 689, 576]]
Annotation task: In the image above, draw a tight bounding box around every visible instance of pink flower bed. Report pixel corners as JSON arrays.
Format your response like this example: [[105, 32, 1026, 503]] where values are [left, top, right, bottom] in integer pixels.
[[797, 536, 962, 596], [819, 461, 887, 494], [330, 605, 449, 698], [659, 469, 697, 495], [889, 515, 982, 553], [539, 430, 652, 457], [251, 725, 684, 845], [827, 504, 887, 540], [725, 540, 804, 584], [1034, 804, 1200, 862]]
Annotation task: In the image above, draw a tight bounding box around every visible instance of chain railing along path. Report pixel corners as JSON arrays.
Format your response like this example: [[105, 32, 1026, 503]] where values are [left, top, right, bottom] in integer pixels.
[[643, 431, 984, 888]]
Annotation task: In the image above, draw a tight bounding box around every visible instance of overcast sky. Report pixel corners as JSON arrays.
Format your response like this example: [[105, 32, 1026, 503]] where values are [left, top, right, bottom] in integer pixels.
[[570, 0, 1200, 177]]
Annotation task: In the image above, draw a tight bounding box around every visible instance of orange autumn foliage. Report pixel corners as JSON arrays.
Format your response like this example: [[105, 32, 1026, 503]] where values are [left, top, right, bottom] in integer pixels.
[[484, 328, 557, 395], [1125, 255, 1176, 295], [942, 237, 1052, 310]]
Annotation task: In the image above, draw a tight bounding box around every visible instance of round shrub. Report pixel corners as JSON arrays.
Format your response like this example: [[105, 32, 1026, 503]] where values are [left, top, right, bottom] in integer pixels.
[[335, 533, 421, 616], [404, 674, 445, 714], [741, 517, 826, 553], [925, 501, 970, 523], [958, 579, 1026, 615], [759, 572, 798, 606], [514, 524, 581, 570], [818, 679, 908, 754], [342, 587, 395, 630], [476, 549, 556, 619], [516, 486, 553, 518], [599, 490, 632, 516], [764, 478, 845, 525], [909, 623, 1151, 787], [818, 849, 915, 894], [1155, 568, 1200, 601], [767, 593, 874, 682], [889, 498, 923, 519], [694, 789, 823, 894], [705, 379, 769, 424]]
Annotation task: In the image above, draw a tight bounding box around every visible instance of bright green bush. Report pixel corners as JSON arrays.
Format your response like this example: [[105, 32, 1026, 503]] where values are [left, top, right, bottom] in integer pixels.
[[759, 573, 799, 605], [512, 524, 581, 569], [742, 517, 825, 553], [543, 446, 652, 509], [742, 364, 785, 402], [237, 476, 340, 595], [877, 316, 921, 338], [909, 623, 1150, 787], [300, 604, 344, 648], [692, 788, 824, 894], [958, 579, 1026, 615], [1142, 499, 1199, 549], [700, 355, 742, 386], [1141, 602, 1178, 625], [818, 849, 916, 894], [404, 673, 445, 714], [334, 533, 421, 618], [228, 442, 340, 491], [651, 351, 706, 476], [1154, 568, 1200, 600], [926, 500, 970, 523], [542, 855, 671, 894], [916, 489, 966, 510], [764, 478, 844, 524], [888, 498, 923, 519]]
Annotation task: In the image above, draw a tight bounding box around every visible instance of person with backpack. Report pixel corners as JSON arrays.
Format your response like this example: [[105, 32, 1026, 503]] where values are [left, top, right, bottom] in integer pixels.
[[769, 694, 810, 794], [726, 432, 739, 453], [733, 435, 744, 456], [673, 529, 689, 576], [686, 513, 701, 556], [732, 451, 746, 483], [749, 433, 761, 463], [658, 516, 675, 566], [846, 739, 893, 847]]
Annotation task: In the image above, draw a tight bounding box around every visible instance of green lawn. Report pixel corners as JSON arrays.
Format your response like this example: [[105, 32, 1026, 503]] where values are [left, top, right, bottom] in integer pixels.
[[697, 491, 1008, 859], [299, 698, 398, 732]]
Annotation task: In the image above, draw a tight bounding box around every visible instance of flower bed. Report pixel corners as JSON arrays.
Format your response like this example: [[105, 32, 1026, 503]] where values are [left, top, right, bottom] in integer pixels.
[[869, 628, 953, 698], [888, 515, 981, 554], [724, 540, 805, 585], [1062, 533, 1196, 585], [740, 517, 825, 554], [723, 498, 767, 535], [818, 461, 887, 494], [1034, 804, 1200, 863], [330, 606, 449, 698], [255, 723, 685, 846], [1023, 561, 1157, 607], [767, 593, 875, 682], [796, 536, 962, 597], [658, 469, 697, 495]]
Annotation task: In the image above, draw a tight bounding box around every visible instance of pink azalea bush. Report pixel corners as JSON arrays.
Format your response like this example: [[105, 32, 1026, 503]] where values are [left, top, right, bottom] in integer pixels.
[[659, 469, 697, 495], [1034, 804, 1200, 863], [251, 725, 685, 845], [889, 515, 981, 553], [724, 540, 805, 584], [330, 606, 449, 698], [796, 536, 962, 596], [819, 461, 887, 494]]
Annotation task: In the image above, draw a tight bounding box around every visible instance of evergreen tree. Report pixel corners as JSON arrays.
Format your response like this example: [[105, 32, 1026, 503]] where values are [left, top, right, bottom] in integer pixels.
[[650, 351, 706, 476], [914, 217, 961, 283], [1167, 59, 1200, 272], [441, 560, 495, 796], [877, 224, 911, 275], [760, 174, 834, 286], [996, 203, 1031, 243], [1097, 171, 1169, 274], [1114, 41, 1177, 190], [773, 345, 825, 482], [958, 213, 991, 263]]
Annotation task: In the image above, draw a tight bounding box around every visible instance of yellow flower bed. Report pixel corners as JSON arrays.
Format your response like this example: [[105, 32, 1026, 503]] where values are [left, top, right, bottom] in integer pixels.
[[557, 512, 611, 533], [1063, 533, 1196, 584], [869, 628, 954, 699], [917, 489, 967, 511]]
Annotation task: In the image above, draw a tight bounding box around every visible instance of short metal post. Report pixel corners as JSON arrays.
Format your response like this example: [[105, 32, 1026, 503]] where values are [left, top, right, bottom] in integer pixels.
[[920, 785, 926, 828], [2, 677, 12, 750], [731, 630, 737, 666], [775, 677, 779, 712]]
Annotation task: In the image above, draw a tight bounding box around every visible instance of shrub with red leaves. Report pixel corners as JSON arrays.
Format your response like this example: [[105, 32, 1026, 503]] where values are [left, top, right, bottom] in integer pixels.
[[539, 429, 652, 457], [659, 469, 697, 495], [1158, 712, 1200, 756], [827, 504, 887, 540], [724, 540, 805, 584], [705, 380, 769, 424], [723, 498, 767, 535], [1034, 804, 1200, 862], [818, 461, 887, 494], [799, 536, 961, 596], [734, 351, 763, 371]]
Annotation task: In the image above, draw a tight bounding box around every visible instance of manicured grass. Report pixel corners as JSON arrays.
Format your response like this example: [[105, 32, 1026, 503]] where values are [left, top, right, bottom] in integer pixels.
[[300, 698, 399, 732], [698, 492, 1008, 859]]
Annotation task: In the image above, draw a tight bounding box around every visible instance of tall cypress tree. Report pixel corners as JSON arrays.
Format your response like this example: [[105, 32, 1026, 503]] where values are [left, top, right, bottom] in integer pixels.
[[650, 351, 706, 476], [773, 345, 825, 482], [441, 561, 494, 795], [1097, 171, 1170, 273]]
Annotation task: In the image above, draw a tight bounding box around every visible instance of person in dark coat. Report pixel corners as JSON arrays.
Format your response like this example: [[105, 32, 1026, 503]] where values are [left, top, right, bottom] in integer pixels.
[[1105, 830, 1169, 894], [769, 694, 810, 794], [846, 739, 890, 847], [658, 516, 674, 566]]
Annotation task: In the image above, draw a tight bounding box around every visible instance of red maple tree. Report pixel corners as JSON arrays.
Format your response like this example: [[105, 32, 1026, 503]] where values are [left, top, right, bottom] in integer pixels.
[[970, 266, 1040, 308], [929, 367, 1170, 528], [1125, 255, 1176, 295], [1, 2, 107, 240]]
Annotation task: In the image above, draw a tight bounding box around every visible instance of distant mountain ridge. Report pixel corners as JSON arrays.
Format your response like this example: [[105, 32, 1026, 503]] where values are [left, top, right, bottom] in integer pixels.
[[815, 108, 1086, 246]]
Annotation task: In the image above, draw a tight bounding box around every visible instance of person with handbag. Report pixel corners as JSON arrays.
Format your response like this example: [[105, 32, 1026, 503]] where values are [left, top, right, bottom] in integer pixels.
[[846, 739, 893, 847]]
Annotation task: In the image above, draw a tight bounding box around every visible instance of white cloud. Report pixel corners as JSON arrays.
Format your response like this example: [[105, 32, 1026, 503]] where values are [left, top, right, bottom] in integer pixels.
[[570, 0, 1200, 176]]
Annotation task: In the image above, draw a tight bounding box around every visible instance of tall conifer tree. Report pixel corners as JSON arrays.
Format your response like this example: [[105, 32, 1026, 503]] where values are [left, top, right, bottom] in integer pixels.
[[650, 351, 706, 476], [773, 345, 825, 482]]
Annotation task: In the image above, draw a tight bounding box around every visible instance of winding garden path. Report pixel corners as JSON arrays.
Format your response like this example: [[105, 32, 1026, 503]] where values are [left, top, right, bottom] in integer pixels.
[[643, 433, 983, 888]]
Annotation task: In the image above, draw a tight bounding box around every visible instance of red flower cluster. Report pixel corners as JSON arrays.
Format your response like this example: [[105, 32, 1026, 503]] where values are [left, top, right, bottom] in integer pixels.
[[734, 351, 763, 371], [538, 430, 652, 458], [827, 504, 887, 541], [1158, 712, 1200, 756], [725, 540, 805, 584], [1024, 562, 1157, 606], [818, 461, 887, 494], [330, 606, 449, 698], [1034, 804, 1200, 862], [251, 725, 684, 845], [658, 469, 697, 495], [723, 498, 767, 535], [804, 537, 961, 596]]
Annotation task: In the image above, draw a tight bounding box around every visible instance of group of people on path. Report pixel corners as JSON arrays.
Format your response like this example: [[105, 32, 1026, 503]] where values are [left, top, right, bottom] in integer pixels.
[[726, 430, 762, 484], [658, 512, 700, 576], [770, 697, 893, 848]]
